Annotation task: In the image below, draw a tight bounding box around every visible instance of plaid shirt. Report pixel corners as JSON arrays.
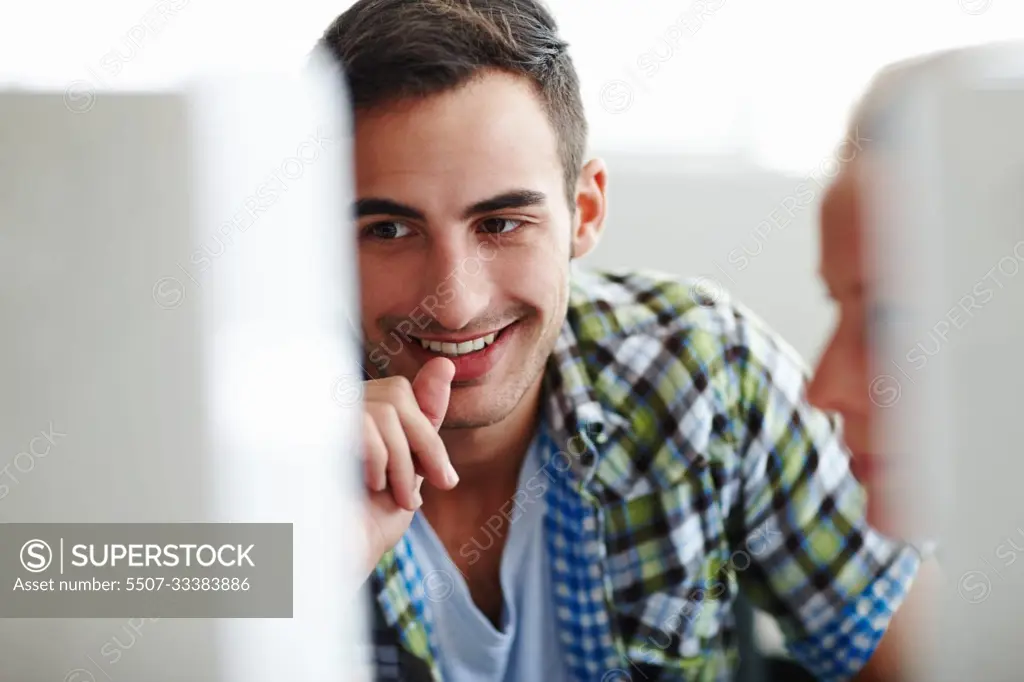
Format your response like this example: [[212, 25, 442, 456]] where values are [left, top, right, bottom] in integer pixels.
[[366, 268, 923, 682]]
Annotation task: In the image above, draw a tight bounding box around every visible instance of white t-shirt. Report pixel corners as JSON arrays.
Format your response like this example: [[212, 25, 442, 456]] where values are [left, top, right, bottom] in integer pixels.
[[405, 434, 569, 681]]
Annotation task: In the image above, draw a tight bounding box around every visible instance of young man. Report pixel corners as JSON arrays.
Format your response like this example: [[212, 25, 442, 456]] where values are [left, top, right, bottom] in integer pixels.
[[318, 2, 929, 680]]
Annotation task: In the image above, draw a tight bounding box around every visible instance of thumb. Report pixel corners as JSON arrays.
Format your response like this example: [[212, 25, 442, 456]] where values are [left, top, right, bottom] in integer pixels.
[[412, 357, 455, 429]]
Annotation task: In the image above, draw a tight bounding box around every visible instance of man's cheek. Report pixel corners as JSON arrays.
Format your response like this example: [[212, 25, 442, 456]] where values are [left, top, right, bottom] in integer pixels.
[[509, 257, 566, 299], [849, 460, 891, 533]]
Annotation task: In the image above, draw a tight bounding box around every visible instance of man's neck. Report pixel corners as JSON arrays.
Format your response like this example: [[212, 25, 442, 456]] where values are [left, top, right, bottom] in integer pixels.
[[417, 380, 546, 627]]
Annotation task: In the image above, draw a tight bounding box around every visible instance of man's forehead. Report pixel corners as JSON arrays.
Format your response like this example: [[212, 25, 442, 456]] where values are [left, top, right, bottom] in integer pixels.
[[819, 170, 865, 295], [821, 167, 861, 226], [353, 72, 560, 159], [352, 76, 563, 212]]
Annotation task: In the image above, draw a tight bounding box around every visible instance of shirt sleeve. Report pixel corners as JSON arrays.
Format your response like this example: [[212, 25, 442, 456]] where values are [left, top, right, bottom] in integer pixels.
[[718, 303, 924, 682]]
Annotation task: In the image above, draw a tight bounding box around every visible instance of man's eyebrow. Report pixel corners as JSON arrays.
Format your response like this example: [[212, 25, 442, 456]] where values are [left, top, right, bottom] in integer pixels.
[[355, 198, 425, 220], [462, 190, 547, 219]]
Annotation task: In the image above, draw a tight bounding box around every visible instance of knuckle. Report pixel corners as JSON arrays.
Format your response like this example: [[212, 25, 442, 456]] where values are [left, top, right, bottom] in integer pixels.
[[390, 374, 413, 391], [362, 377, 384, 396], [378, 402, 400, 426], [387, 437, 413, 469], [383, 376, 415, 405], [367, 377, 415, 411], [384, 374, 413, 394], [367, 400, 398, 424], [363, 432, 385, 460], [360, 444, 380, 464], [362, 409, 377, 429]]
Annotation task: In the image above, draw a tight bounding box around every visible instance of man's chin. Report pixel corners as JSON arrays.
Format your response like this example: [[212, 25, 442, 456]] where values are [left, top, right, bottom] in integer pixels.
[[440, 412, 507, 429], [442, 385, 514, 429]]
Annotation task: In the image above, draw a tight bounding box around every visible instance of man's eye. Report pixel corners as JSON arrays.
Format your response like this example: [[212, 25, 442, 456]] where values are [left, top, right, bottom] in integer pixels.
[[364, 221, 413, 240], [869, 303, 905, 331], [479, 218, 523, 234], [866, 302, 913, 345]]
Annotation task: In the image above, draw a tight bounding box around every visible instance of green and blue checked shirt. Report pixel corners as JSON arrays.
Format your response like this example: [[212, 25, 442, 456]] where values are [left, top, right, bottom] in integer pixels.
[[366, 268, 923, 682]]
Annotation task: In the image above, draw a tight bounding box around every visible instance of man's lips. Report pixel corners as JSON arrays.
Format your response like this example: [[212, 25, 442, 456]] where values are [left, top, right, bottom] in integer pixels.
[[410, 327, 504, 355], [406, 322, 519, 382]]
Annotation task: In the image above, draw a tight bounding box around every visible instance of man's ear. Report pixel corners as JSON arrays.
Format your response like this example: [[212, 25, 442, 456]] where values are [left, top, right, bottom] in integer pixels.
[[571, 158, 607, 261]]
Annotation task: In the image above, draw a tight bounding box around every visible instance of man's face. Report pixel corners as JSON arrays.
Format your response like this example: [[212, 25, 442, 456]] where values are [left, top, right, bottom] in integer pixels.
[[808, 163, 882, 506], [353, 71, 593, 428]]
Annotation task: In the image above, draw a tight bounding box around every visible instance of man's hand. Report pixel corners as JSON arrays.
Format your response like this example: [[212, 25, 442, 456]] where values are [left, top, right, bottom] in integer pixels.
[[360, 357, 458, 578]]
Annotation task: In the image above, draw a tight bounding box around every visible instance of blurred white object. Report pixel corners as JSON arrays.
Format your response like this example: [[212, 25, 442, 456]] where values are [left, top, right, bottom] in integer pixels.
[[0, 50, 369, 681], [862, 40, 1024, 682]]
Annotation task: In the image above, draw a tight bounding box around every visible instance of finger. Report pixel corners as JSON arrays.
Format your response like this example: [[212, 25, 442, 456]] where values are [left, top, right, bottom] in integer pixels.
[[363, 489, 412, 576], [366, 475, 423, 516], [412, 357, 455, 429], [368, 402, 419, 511], [394, 400, 458, 490], [362, 411, 388, 492], [369, 376, 457, 490], [362, 475, 424, 571]]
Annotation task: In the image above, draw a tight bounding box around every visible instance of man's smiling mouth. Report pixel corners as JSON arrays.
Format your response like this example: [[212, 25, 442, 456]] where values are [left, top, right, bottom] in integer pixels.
[[409, 325, 512, 357]]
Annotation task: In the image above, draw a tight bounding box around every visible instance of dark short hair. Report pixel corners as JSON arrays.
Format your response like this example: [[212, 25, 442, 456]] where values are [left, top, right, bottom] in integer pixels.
[[318, 0, 587, 206]]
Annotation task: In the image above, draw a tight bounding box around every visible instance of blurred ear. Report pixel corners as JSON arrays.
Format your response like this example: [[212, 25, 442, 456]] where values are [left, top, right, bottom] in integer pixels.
[[571, 158, 607, 260]]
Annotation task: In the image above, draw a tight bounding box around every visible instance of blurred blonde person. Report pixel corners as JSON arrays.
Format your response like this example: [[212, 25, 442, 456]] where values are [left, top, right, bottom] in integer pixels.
[[810, 54, 943, 680]]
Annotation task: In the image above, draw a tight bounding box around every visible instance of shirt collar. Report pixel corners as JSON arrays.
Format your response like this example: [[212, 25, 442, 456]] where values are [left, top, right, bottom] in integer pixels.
[[541, 306, 632, 494]]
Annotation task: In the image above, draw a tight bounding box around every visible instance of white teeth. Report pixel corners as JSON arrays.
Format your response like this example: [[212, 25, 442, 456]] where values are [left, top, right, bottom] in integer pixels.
[[415, 331, 501, 356]]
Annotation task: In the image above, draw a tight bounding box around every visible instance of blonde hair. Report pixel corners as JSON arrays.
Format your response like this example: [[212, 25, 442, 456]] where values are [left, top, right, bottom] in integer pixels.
[[840, 49, 960, 161]]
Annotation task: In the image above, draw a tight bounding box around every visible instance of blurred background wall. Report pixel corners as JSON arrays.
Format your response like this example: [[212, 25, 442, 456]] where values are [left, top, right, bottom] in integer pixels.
[[582, 153, 827, 362], [4, 0, 1023, 657], [7, 0, 1020, 361]]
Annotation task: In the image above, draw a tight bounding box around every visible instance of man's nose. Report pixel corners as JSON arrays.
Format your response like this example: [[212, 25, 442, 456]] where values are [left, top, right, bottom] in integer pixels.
[[423, 239, 493, 332], [807, 339, 861, 415]]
